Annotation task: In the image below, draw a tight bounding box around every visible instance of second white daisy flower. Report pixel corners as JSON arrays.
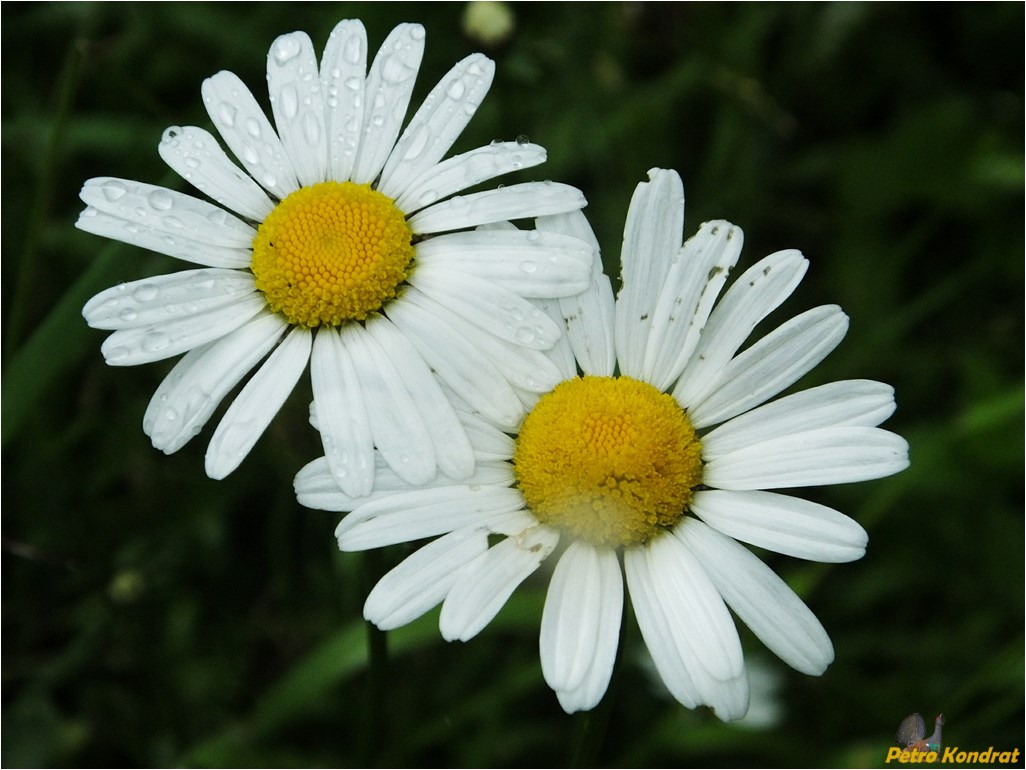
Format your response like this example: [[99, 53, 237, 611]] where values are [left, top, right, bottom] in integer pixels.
[[299, 168, 909, 718]]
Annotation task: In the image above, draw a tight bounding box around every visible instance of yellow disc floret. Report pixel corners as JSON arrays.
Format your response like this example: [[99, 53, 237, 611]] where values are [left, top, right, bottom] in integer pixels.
[[251, 181, 414, 327], [513, 376, 703, 548]]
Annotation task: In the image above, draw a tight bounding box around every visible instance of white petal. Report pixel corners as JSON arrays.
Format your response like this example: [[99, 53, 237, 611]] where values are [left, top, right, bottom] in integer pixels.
[[703, 426, 911, 490], [456, 409, 516, 461], [626, 535, 750, 720], [295, 455, 512, 512], [83, 269, 257, 330], [378, 53, 494, 199], [79, 177, 255, 248], [540, 542, 622, 711], [643, 534, 744, 682], [614, 169, 685, 379], [351, 23, 425, 185], [335, 486, 526, 550], [365, 528, 490, 630], [677, 519, 834, 675], [346, 320, 436, 486], [204, 326, 311, 479], [534, 298, 578, 380], [320, 19, 367, 183], [673, 250, 808, 407], [266, 31, 328, 187], [686, 305, 849, 429], [411, 267, 562, 350], [640, 221, 743, 391], [413, 230, 593, 297], [76, 207, 251, 269], [395, 141, 547, 215], [310, 326, 374, 497], [690, 489, 868, 563], [537, 210, 616, 377], [201, 71, 299, 198], [158, 126, 275, 221], [440, 526, 560, 642], [385, 294, 523, 429], [408, 182, 586, 235], [143, 311, 285, 453], [365, 314, 475, 480], [399, 287, 562, 394], [622, 547, 700, 708], [702, 380, 897, 458], [99, 293, 266, 366]]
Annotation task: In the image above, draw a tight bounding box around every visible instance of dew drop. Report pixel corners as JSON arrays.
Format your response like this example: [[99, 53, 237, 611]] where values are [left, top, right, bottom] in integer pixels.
[[101, 180, 128, 201], [184, 157, 201, 169], [161, 126, 182, 144], [514, 328, 535, 345], [280, 84, 299, 120], [446, 80, 466, 100], [343, 35, 363, 65], [164, 407, 179, 423], [132, 284, 158, 302], [520, 261, 538, 274], [410, 25, 425, 40], [119, 308, 139, 323], [515, 134, 529, 145], [302, 112, 321, 145], [271, 34, 302, 65], [245, 118, 262, 139], [344, 76, 362, 91], [217, 102, 237, 128], [148, 189, 174, 211]]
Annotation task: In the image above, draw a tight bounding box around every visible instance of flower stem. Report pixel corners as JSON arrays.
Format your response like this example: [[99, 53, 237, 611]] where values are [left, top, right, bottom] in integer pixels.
[[569, 596, 629, 768], [358, 549, 389, 766]]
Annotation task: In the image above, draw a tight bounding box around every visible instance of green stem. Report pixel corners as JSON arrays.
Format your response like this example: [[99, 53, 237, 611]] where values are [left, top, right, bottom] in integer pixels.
[[5, 16, 92, 358], [569, 593, 629, 768], [358, 549, 389, 767]]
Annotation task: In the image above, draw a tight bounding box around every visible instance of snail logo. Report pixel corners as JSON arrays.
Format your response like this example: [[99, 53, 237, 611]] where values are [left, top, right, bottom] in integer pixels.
[[885, 712, 1022, 765], [896, 713, 945, 753]]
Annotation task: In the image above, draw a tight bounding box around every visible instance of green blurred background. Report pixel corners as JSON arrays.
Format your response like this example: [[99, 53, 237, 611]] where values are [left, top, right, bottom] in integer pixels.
[[2, 2, 1022, 767]]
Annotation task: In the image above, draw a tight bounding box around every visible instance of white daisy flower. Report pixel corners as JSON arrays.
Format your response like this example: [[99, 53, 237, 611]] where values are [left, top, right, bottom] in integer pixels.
[[78, 20, 594, 489], [297, 168, 909, 718]]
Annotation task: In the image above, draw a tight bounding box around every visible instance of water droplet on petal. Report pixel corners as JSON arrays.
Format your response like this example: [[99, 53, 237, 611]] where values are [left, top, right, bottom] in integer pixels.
[[119, 308, 139, 323], [446, 80, 466, 100], [102, 180, 128, 201], [271, 35, 302, 65], [281, 84, 299, 120], [245, 118, 262, 139], [217, 102, 237, 128], [148, 189, 173, 211], [161, 126, 182, 145], [520, 261, 538, 274], [302, 112, 320, 144], [514, 328, 535, 345], [516, 134, 529, 145], [133, 284, 158, 302], [344, 76, 362, 91]]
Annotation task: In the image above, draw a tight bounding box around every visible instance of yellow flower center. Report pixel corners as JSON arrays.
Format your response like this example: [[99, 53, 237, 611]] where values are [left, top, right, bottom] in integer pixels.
[[513, 376, 703, 548], [250, 181, 414, 327]]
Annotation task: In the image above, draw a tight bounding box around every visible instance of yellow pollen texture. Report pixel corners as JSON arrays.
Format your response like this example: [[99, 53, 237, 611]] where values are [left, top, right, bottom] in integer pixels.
[[513, 376, 703, 548], [250, 182, 414, 327]]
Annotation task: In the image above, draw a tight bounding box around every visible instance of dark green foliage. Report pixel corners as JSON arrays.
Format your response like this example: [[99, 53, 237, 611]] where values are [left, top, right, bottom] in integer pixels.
[[2, 2, 1022, 766]]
